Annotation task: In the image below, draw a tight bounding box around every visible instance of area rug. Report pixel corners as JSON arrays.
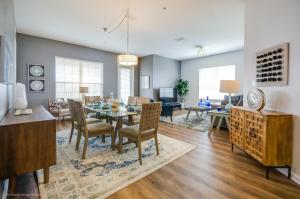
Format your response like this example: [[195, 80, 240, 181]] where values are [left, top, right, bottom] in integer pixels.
[[160, 112, 211, 132], [37, 130, 196, 199]]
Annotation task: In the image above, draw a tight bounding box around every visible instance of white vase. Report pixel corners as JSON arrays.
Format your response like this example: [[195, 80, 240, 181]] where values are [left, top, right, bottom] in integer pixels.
[[14, 83, 28, 110]]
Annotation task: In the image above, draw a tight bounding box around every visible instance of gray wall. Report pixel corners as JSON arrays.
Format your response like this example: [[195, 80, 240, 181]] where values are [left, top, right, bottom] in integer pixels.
[[139, 55, 154, 98], [0, 0, 16, 120], [139, 54, 180, 101], [153, 55, 180, 100], [181, 50, 244, 107], [244, 0, 300, 182], [17, 34, 139, 107]]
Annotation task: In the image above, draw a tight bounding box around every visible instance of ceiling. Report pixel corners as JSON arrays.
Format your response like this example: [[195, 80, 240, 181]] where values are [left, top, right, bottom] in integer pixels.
[[14, 0, 245, 60]]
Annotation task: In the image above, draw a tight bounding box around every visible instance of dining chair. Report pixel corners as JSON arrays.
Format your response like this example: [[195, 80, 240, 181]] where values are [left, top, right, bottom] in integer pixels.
[[136, 97, 150, 106], [127, 96, 137, 106], [68, 99, 103, 143], [73, 100, 115, 159], [118, 102, 162, 165], [48, 98, 70, 122], [123, 96, 150, 126]]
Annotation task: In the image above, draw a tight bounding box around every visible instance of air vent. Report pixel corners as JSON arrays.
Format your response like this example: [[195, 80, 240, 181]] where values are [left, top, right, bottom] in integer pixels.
[[175, 37, 185, 42]]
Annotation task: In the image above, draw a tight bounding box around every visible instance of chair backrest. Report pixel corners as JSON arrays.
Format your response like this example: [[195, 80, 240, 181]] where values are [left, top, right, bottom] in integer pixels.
[[73, 100, 87, 129], [128, 96, 137, 105], [139, 102, 162, 133], [67, 99, 75, 121], [85, 96, 101, 105], [136, 97, 150, 106]]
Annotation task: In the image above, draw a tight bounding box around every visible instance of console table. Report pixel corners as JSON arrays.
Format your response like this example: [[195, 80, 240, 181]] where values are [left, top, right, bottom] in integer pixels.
[[0, 106, 56, 192], [230, 106, 292, 179]]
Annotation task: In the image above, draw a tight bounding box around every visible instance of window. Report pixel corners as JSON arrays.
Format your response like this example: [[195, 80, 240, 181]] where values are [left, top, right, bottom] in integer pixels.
[[119, 66, 134, 103], [199, 65, 235, 100], [55, 57, 103, 99]]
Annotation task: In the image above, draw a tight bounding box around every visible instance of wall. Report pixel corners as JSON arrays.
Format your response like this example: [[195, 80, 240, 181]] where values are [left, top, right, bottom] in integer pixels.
[[153, 55, 181, 100], [139, 54, 180, 101], [17, 34, 139, 107], [0, 0, 16, 120], [181, 50, 244, 107], [244, 0, 300, 183], [139, 55, 154, 98]]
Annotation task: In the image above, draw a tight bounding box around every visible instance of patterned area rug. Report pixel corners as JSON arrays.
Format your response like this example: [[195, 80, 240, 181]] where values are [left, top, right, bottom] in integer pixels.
[[160, 112, 211, 132], [37, 130, 196, 199]]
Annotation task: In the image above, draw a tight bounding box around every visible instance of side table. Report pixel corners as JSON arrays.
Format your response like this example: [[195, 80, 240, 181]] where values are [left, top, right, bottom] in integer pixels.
[[207, 110, 230, 136]]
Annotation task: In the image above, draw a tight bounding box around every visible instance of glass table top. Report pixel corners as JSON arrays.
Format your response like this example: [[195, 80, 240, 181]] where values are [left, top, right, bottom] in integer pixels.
[[84, 103, 140, 118]]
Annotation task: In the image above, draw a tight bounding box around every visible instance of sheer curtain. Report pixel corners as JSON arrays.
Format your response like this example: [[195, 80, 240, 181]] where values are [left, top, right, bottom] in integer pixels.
[[55, 57, 103, 99], [199, 65, 235, 100], [119, 66, 133, 103]]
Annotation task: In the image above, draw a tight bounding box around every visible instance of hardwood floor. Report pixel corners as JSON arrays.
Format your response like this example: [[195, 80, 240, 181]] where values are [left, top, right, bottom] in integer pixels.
[[8, 120, 300, 199]]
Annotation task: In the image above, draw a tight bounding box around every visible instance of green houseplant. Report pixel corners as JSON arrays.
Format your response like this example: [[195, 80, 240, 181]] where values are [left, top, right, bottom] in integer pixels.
[[175, 79, 189, 103]]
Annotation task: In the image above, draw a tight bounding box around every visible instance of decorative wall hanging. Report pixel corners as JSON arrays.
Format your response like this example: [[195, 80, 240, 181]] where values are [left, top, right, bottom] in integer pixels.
[[255, 43, 289, 87], [28, 79, 45, 92], [141, 75, 150, 89], [28, 64, 45, 78]]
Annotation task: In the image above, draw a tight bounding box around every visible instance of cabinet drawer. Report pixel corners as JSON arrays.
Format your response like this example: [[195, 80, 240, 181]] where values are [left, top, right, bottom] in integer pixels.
[[244, 112, 266, 162], [230, 109, 244, 149]]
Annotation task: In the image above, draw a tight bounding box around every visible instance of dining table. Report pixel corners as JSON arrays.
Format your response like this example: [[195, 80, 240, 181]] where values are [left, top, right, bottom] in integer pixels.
[[83, 103, 140, 148]]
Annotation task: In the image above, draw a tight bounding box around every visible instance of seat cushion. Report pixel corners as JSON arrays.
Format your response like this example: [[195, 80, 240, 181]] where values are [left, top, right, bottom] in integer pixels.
[[123, 115, 141, 126], [74, 118, 101, 126], [120, 125, 156, 138], [120, 125, 139, 137], [86, 118, 102, 124], [87, 122, 114, 137]]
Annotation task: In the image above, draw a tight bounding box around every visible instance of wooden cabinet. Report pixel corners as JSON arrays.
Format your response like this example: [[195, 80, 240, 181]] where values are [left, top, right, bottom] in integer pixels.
[[0, 106, 56, 191], [230, 107, 292, 179]]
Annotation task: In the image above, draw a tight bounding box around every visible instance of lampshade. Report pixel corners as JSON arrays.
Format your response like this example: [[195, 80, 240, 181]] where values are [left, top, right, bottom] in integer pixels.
[[220, 80, 240, 93], [118, 54, 138, 66], [79, 86, 89, 94]]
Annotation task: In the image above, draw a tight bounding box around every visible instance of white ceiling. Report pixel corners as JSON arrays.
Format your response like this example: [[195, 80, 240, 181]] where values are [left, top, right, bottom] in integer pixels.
[[14, 0, 245, 60]]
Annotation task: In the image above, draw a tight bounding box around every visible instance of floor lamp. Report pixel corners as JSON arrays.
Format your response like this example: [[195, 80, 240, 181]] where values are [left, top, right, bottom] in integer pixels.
[[220, 80, 240, 111]]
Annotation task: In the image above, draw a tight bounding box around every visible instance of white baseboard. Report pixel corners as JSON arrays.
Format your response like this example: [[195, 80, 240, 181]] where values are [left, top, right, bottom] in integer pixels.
[[277, 168, 300, 185]]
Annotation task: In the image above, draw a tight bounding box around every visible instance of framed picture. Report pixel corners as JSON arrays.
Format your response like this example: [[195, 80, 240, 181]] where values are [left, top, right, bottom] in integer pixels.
[[255, 43, 289, 87], [28, 64, 45, 78], [28, 79, 45, 92], [141, 75, 150, 89]]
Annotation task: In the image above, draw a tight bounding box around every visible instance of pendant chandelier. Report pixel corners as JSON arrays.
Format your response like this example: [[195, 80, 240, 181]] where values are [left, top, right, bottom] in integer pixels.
[[117, 8, 138, 66]]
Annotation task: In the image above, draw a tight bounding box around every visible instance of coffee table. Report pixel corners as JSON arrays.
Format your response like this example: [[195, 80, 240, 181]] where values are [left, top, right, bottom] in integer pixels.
[[185, 106, 212, 121], [207, 110, 230, 136]]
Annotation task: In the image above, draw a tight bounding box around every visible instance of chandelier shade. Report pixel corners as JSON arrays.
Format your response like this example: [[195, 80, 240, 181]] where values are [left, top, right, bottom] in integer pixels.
[[118, 54, 138, 66]]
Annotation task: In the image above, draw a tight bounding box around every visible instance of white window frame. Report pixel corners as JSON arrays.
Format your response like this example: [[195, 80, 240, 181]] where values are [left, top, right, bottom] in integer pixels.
[[118, 65, 134, 103], [198, 65, 236, 101], [55, 56, 104, 100]]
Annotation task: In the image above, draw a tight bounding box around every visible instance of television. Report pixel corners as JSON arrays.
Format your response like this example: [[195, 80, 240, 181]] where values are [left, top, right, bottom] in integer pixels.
[[159, 88, 177, 103]]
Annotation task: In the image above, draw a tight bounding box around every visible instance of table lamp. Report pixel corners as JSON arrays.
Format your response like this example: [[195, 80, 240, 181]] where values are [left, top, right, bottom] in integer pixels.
[[80, 86, 89, 104], [220, 80, 240, 111]]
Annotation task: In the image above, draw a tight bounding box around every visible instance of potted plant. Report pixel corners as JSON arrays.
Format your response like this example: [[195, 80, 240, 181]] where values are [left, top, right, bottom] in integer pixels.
[[175, 79, 189, 107]]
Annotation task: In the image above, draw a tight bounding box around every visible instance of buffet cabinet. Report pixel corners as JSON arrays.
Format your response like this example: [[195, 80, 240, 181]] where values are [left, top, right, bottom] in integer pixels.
[[230, 106, 293, 179]]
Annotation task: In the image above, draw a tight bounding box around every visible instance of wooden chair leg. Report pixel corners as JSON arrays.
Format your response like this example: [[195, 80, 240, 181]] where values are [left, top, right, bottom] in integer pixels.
[[82, 137, 88, 159], [154, 134, 159, 155], [111, 130, 115, 149], [69, 122, 74, 143], [76, 129, 81, 151], [138, 139, 142, 165], [118, 132, 123, 153]]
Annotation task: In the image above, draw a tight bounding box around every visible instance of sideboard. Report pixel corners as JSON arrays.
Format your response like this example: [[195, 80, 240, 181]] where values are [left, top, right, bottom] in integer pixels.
[[0, 105, 56, 192], [230, 106, 292, 179]]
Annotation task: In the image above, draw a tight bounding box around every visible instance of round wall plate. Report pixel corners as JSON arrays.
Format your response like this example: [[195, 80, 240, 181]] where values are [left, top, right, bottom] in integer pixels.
[[247, 88, 266, 111]]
